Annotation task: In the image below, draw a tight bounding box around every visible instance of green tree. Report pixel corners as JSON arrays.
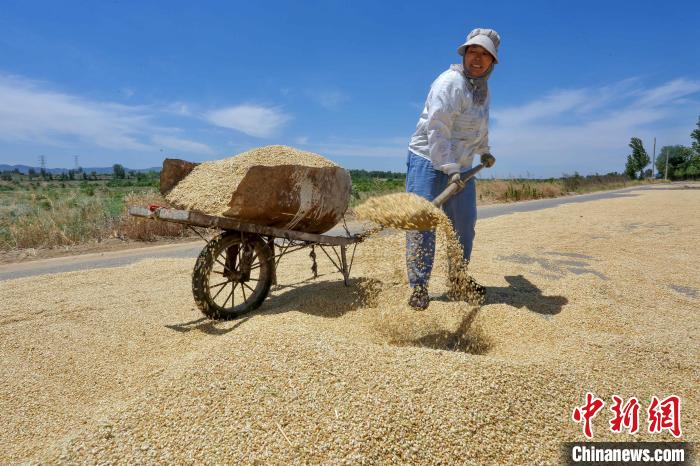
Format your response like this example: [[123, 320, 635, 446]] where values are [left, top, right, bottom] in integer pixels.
[[624, 155, 638, 180], [656, 145, 685, 178], [687, 116, 700, 179], [112, 164, 126, 179], [627, 137, 650, 179], [686, 156, 700, 178], [656, 145, 694, 180], [691, 115, 700, 156]]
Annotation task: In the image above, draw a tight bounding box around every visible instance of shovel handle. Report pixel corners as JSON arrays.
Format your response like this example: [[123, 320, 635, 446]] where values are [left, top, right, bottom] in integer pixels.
[[432, 154, 496, 208]]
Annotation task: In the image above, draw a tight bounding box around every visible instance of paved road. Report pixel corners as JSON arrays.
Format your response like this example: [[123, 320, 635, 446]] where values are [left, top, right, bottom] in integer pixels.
[[477, 183, 659, 219], [0, 184, 661, 281]]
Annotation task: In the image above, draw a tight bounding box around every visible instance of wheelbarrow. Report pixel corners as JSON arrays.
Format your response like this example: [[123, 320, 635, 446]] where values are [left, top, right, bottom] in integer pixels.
[[130, 158, 361, 320]]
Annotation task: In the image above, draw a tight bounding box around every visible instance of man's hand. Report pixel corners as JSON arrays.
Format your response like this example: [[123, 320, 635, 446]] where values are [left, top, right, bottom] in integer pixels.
[[449, 172, 465, 190]]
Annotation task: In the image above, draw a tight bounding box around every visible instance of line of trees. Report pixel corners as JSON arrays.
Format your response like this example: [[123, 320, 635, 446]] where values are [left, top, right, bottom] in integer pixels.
[[625, 116, 700, 180]]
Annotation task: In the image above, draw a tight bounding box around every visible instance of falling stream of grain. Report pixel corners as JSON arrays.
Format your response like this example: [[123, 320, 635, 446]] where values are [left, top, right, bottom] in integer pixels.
[[354, 192, 483, 303]]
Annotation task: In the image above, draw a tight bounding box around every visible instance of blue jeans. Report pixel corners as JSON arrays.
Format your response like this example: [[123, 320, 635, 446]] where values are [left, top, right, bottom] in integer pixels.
[[405, 151, 477, 288]]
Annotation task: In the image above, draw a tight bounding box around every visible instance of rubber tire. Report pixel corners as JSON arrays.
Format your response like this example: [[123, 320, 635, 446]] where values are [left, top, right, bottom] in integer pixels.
[[192, 232, 273, 320]]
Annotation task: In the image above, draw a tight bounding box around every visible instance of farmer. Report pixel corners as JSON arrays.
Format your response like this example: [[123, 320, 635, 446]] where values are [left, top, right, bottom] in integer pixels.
[[405, 28, 500, 309]]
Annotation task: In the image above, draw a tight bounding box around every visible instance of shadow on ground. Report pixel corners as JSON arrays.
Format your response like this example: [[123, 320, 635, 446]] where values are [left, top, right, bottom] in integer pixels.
[[485, 274, 568, 315], [165, 316, 252, 335], [163, 276, 380, 335], [498, 253, 608, 281], [261, 276, 381, 318], [405, 307, 491, 355]]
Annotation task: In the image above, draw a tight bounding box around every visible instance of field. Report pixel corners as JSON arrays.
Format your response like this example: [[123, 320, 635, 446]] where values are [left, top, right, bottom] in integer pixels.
[[0, 176, 186, 252], [1, 184, 697, 463]]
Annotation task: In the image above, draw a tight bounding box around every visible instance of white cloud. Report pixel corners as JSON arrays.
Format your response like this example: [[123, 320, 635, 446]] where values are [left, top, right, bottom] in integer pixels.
[[489, 77, 700, 177], [0, 74, 152, 151], [163, 102, 192, 116], [152, 135, 215, 156], [294, 136, 309, 145], [0, 73, 220, 159], [307, 90, 348, 110], [205, 105, 290, 138], [634, 78, 700, 107], [491, 89, 588, 127], [306, 138, 407, 158]]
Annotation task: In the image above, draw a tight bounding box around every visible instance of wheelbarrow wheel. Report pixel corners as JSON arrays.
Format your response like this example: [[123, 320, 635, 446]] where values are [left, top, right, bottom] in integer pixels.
[[192, 232, 273, 320]]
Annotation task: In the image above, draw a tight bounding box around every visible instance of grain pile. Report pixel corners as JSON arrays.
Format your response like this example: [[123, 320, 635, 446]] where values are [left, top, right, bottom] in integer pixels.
[[1, 185, 698, 464], [165, 145, 337, 215]]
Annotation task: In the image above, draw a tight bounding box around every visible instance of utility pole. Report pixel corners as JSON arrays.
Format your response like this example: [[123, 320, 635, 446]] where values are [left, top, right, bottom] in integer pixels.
[[39, 155, 46, 177], [652, 137, 656, 179], [74, 155, 79, 170], [664, 142, 669, 180]]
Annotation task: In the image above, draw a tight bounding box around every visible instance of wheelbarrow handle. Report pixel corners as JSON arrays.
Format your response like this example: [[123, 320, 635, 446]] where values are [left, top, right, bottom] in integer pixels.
[[432, 153, 496, 208]]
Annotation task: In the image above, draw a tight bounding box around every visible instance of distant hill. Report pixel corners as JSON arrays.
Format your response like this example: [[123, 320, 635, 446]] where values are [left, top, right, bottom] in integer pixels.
[[0, 164, 161, 175]]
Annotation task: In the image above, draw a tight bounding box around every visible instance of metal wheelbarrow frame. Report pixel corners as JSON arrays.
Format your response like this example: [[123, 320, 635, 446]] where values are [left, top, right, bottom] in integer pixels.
[[129, 206, 362, 320]]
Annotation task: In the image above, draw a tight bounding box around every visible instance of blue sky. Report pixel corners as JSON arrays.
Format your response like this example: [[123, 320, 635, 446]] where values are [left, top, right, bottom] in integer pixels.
[[1, 0, 698, 177]]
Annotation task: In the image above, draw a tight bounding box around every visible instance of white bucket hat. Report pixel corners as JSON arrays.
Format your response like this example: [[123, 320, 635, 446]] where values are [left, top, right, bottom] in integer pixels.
[[457, 28, 500, 63]]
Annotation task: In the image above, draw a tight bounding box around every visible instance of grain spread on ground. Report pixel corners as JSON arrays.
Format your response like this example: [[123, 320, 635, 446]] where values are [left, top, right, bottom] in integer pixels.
[[1, 185, 698, 464], [165, 145, 337, 216]]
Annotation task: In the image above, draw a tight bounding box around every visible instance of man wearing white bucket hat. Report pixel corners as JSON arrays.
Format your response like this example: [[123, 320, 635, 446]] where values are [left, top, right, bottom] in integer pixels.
[[406, 28, 500, 310]]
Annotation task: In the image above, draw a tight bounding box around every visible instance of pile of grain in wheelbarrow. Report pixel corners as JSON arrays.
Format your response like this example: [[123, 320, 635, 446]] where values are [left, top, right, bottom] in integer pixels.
[[354, 192, 482, 303], [165, 145, 338, 216]]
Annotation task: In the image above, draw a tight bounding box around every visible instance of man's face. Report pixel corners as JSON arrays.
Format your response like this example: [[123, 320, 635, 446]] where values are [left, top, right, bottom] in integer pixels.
[[463, 45, 494, 77]]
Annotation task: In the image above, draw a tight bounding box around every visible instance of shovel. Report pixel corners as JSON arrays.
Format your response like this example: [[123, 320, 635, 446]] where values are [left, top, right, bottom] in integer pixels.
[[432, 153, 496, 207]]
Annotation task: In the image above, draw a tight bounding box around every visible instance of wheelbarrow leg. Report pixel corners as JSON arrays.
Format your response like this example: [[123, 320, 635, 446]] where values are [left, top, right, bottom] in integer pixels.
[[267, 237, 277, 286], [340, 245, 350, 286]]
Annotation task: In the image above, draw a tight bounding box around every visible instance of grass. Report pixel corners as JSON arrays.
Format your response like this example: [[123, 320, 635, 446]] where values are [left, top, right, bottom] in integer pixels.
[[0, 179, 186, 251], [477, 173, 649, 203], [349, 169, 406, 205]]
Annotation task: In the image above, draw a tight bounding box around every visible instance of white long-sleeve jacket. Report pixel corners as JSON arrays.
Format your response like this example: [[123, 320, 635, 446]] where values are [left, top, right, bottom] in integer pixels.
[[408, 64, 490, 175]]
